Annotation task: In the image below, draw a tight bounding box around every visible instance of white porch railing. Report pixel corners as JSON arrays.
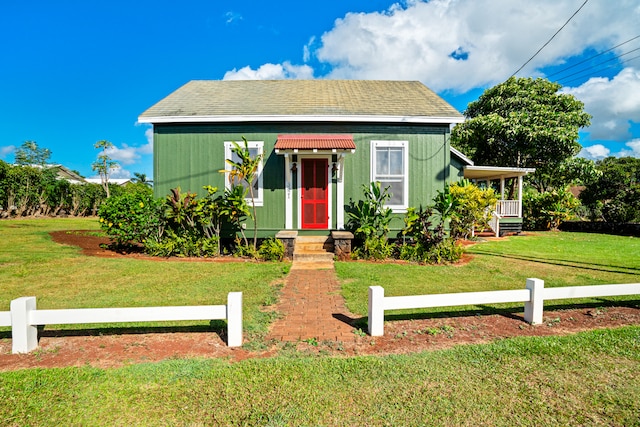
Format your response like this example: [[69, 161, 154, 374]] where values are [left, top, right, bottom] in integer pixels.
[[368, 280, 640, 336], [496, 200, 520, 217], [1, 292, 243, 353]]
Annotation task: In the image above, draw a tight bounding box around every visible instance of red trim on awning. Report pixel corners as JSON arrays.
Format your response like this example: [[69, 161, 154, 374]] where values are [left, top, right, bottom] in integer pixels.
[[275, 134, 355, 150]]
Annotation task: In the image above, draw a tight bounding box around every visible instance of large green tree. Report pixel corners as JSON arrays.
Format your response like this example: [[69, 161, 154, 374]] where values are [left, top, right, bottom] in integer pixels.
[[91, 140, 118, 198], [451, 77, 591, 178]]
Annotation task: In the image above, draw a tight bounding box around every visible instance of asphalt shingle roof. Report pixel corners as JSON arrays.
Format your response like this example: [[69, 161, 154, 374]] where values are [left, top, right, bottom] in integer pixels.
[[139, 80, 462, 122]]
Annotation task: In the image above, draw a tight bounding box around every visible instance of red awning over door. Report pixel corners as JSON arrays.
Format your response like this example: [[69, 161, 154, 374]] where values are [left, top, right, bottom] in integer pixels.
[[275, 134, 355, 150]]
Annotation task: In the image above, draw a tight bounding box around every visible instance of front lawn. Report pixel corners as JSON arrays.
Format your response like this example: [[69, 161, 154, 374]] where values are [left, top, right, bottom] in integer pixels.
[[0, 218, 289, 339], [337, 232, 640, 316], [1, 326, 638, 425]]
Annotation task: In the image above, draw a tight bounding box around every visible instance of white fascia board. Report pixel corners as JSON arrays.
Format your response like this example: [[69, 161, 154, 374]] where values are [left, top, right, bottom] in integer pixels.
[[137, 114, 465, 125], [464, 165, 536, 179], [450, 147, 474, 165]]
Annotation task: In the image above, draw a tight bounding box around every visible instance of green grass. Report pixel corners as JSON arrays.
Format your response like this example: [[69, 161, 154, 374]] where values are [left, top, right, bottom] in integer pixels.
[[1, 326, 639, 426], [337, 232, 640, 316], [0, 218, 289, 338]]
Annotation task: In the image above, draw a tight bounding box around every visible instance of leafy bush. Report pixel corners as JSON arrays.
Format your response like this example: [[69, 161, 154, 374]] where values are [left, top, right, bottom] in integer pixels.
[[449, 180, 498, 239], [98, 192, 164, 246], [347, 182, 393, 259], [145, 231, 218, 258], [258, 238, 285, 261], [523, 187, 580, 230]]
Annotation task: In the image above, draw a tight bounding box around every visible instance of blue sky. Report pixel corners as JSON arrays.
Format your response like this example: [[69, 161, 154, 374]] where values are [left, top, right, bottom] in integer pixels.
[[1, 0, 639, 179]]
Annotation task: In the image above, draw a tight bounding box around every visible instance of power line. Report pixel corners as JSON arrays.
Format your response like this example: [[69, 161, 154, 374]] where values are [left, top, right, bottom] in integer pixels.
[[547, 34, 640, 78], [560, 54, 640, 86], [511, 0, 589, 77], [556, 46, 640, 84]]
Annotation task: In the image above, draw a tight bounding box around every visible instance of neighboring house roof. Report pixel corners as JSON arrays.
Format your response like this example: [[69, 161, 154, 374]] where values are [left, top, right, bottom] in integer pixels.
[[138, 80, 464, 124], [85, 178, 133, 186], [18, 164, 86, 184], [275, 134, 356, 151]]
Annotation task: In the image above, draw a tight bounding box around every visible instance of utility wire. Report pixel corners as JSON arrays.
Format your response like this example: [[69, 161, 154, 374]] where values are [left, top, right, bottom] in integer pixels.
[[561, 54, 640, 86], [511, 0, 589, 77], [547, 34, 640, 78], [556, 46, 640, 83]]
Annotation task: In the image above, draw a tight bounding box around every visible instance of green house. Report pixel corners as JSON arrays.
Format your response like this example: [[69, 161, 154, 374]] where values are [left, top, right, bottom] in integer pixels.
[[138, 80, 531, 238]]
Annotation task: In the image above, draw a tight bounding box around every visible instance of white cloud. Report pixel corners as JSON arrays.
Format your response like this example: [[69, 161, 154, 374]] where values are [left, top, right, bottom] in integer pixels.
[[562, 67, 640, 141], [618, 139, 640, 157], [0, 145, 16, 159], [138, 127, 154, 155], [314, 0, 640, 91], [104, 144, 140, 166], [579, 144, 610, 160], [223, 62, 314, 80], [223, 0, 639, 92], [108, 164, 132, 180]]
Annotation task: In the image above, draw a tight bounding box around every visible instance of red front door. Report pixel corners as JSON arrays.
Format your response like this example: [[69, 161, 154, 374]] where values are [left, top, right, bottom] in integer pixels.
[[301, 158, 328, 229]]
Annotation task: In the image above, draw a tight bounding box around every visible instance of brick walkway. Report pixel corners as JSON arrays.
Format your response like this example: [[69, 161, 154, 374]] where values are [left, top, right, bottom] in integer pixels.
[[267, 261, 358, 342]]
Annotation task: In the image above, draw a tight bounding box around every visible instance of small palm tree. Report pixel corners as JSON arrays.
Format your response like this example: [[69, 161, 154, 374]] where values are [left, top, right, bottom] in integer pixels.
[[132, 172, 153, 187], [220, 137, 262, 250]]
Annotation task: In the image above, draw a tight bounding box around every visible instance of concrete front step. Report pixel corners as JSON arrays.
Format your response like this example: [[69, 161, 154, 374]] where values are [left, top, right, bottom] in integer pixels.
[[294, 235, 334, 262], [293, 252, 335, 262]]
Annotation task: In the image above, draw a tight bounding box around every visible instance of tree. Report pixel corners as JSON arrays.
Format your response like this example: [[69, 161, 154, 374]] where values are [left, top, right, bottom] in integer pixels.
[[579, 156, 640, 223], [132, 172, 153, 187], [221, 137, 262, 250], [527, 156, 601, 193], [451, 77, 591, 179], [91, 140, 118, 198], [14, 141, 51, 166]]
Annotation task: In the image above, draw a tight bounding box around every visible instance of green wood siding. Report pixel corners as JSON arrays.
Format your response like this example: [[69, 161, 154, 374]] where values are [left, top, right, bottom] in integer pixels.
[[154, 123, 452, 234]]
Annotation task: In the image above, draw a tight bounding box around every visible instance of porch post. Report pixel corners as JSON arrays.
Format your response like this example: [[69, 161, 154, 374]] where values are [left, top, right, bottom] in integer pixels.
[[284, 154, 293, 229], [518, 175, 523, 217], [336, 154, 345, 229], [500, 177, 505, 199]]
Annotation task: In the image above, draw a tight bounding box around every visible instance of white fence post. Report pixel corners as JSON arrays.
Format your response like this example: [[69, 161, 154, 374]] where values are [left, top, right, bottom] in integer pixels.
[[368, 286, 385, 336], [11, 296, 38, 354], [524, 278, 544, 324], [226, 292, 243, 347]]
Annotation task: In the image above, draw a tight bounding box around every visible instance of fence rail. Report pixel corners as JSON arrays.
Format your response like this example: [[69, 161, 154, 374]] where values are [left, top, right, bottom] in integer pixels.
[[496, 200, 520, 217], [368, 279, 640, 336], [2, 292, 243, 354]]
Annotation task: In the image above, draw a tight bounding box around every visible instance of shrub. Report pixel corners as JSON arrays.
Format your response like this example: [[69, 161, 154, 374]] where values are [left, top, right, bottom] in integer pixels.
[[449, 180, 498, 239], [98, 192, 164, 246], [523, 187, 580, 230], [258, 237, 285, 261], [346, 182, 393, 259]]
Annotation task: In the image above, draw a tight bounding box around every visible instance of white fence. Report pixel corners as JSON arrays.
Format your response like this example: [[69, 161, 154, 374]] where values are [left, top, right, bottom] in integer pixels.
[[368, 279, 640, 336], [0, 292, 243, 354]]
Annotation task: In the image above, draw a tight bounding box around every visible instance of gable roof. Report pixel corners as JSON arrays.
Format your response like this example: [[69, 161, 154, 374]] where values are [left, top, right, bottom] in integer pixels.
[[138, 80, 463, 125]]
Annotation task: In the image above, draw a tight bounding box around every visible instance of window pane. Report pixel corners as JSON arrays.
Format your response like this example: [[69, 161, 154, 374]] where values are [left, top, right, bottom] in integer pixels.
[[389, 148, 403, 175], [376, 147, 389, 175], [379, 180, 404, 206]]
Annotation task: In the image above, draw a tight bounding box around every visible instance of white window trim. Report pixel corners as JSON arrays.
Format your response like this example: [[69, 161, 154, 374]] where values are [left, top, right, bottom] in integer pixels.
[[370, 140, 409, 212], [224, 141, 264, 206]]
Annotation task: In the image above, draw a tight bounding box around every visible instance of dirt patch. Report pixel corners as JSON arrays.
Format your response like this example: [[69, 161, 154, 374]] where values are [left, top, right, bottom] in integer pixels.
[[0, 231, 637, 371]]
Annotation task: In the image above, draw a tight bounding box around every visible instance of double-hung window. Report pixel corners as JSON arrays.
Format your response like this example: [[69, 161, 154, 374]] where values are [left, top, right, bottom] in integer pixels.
[[371, 140, 408, 211], [224, 140, 264, 206]]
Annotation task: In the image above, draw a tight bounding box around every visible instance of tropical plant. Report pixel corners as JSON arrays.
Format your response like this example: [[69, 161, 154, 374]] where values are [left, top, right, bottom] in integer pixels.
[[221, 137, 262, 250], [523, 187, 580, 230], [449, 180, 498, 239], [258, 237, 285, 261], [346, 182, 394, 260], [98, 192, 164, 247]]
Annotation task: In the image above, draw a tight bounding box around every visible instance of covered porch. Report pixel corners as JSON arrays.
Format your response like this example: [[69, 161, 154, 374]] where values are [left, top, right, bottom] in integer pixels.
[[463, 165, 535, 236]]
